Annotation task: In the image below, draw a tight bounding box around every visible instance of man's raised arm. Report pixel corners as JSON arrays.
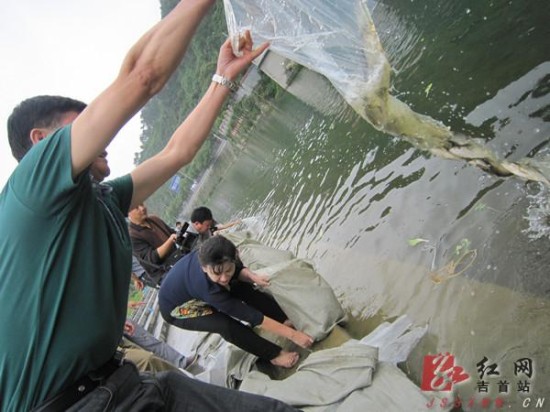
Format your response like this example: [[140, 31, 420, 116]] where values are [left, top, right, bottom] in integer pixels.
[[130, 33, 268, 208], [70, 0, 215, 179]]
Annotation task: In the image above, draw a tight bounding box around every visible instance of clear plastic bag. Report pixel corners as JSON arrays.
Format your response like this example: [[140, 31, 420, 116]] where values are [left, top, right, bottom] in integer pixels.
[[222, 0, 550, 185], [223, 0, 388, 109]]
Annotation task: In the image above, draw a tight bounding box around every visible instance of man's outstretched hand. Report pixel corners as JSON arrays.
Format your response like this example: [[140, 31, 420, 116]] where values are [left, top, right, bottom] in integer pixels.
[[216, 30, 269, 81]]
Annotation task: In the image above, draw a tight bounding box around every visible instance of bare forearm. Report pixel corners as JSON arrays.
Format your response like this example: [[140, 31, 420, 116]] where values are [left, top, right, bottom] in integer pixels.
[[215, 219, 242, 231], [260, 316, 295, 340], [121, 0, 215, 95], [166, 82, 230, 161], [130, 33, 269, 207], [237, 267, 255, 283], [156, 236, 176, 260], [261, 316, 314, 348], [70, 0, 215, 178], [131, 81, 230, 206]]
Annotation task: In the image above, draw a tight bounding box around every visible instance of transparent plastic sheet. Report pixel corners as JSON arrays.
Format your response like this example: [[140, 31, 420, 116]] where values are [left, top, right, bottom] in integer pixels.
[[223, 0, 394, 127], [223, 0, 550, 186]]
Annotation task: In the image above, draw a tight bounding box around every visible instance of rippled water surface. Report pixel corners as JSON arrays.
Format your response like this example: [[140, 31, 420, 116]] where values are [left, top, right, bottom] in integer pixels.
[[182, 0, 550, 407]]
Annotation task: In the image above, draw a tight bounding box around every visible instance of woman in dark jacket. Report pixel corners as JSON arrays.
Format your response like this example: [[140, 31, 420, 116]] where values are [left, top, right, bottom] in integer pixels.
[[159, 236, 313, 368]]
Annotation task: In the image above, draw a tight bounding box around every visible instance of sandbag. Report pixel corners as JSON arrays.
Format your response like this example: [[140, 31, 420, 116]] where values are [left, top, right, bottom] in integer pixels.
[[226, 232, 347, 340], [225, 233, 295, 269], [240, 341, 377, 408], [240, 341, 449, 412]]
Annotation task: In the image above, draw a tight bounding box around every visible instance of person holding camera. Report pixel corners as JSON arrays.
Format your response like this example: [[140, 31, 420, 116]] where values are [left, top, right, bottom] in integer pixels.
[[128, 203, 189, 287]]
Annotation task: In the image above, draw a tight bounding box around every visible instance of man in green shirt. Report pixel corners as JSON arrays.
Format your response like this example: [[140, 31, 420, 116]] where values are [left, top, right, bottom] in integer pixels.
[[0, 1, 294, 411]]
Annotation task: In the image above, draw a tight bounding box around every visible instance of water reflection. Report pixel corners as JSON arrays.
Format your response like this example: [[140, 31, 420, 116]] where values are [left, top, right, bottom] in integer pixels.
[[186, 88, 549, 406], [180, 1, 549, 406]]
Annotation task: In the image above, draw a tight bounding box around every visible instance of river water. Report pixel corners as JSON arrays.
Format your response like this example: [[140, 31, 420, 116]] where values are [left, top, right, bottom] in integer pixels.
[[181, 0, 550, 408]]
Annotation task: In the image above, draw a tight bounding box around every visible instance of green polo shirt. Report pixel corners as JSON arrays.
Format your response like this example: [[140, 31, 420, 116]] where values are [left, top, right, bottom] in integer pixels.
[[0, 125, 133, 411]]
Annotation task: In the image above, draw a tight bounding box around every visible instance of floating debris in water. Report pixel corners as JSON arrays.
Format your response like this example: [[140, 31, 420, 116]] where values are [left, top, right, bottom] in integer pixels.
[[473, 202, 500, 213], [407, 238, 429, 247], [425, 238, 478, 284], [454, 238, 471, 256], [424, 83, 433, 97]]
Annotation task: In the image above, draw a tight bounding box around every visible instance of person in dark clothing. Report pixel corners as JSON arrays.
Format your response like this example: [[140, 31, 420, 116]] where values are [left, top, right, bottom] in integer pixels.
[[128, 203, 187, 286], [159, 236, 314, 368], [0, 0, 295, 407], [189, 206, 216, 241], [188, 206, 242, 248]]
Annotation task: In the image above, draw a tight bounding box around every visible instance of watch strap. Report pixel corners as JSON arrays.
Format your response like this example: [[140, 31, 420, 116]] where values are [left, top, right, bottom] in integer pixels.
[[212, 74, 238, 92]]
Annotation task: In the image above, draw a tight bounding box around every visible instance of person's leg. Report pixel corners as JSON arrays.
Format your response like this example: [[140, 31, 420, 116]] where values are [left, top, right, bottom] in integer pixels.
[[231, 281, 288, 323], [120, 337, 178, 373], [171, 312, 281, 361], [66, 365, 298, 412], [65, 363, 165, 412], [157, 370, 299, 412], [126, 322, 189, 368], [124, 347, 179, 374]]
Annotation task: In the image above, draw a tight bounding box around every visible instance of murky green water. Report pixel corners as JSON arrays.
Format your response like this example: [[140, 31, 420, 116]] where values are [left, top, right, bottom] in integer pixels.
[[181, 1, 549, 408]]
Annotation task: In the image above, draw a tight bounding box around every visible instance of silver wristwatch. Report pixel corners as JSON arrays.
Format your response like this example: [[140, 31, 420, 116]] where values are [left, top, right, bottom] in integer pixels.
[[212, 74, 239, 92]]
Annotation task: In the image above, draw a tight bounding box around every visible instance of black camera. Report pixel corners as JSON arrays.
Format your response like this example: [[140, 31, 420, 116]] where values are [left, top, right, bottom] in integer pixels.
[[175, 222, 198, 253]]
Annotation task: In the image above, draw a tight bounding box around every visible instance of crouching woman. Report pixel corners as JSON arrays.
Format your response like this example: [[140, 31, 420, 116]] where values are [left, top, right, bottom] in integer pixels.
[[159, 236, 313, 368]]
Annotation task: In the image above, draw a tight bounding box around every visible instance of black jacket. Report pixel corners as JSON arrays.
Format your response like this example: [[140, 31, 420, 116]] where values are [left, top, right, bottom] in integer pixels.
[[129, 216, 182, 286]]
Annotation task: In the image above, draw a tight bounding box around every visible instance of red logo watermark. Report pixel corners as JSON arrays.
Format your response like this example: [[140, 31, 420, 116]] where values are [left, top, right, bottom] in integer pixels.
[[421, 353, 470, 391]]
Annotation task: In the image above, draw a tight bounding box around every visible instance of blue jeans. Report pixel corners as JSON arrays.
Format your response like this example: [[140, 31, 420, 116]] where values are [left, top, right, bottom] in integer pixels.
[[66, 362, 298, 411]]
